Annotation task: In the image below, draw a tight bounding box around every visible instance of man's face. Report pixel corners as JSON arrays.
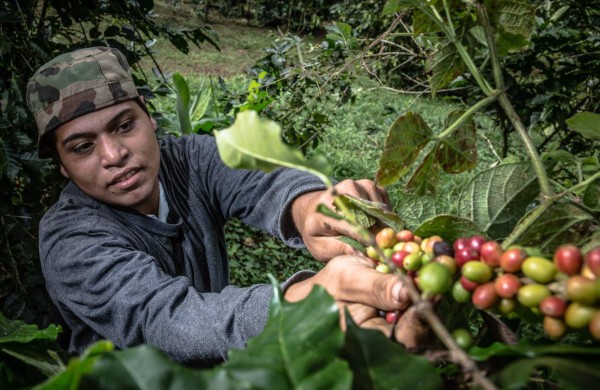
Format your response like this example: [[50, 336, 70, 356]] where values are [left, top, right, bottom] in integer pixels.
[[55, 99, 161, 215]]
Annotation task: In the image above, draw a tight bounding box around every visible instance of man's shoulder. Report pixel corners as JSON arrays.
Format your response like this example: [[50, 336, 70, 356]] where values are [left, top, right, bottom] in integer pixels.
[[41, 183, 115, 229], [158, 133, 215, 154]]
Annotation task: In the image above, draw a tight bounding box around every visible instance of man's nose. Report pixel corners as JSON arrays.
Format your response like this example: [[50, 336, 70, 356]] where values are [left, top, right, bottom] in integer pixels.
[[99, 135, 128, 167]]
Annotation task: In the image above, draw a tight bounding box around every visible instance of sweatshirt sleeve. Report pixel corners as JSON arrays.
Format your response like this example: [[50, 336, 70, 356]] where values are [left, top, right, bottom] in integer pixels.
[[41, 217, 314, 364], [181, 135, 327, 248]]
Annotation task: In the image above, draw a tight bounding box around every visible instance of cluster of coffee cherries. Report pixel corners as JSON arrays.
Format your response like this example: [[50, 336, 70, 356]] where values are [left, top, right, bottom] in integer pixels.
[[367, 227, 600, 341]]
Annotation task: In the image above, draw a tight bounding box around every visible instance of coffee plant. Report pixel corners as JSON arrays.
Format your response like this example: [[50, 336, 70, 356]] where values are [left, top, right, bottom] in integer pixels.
[[1, 0, 599, 389]]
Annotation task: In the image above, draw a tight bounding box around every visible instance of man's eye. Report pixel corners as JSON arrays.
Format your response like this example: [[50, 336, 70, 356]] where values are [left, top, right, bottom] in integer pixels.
[[117, 120, 134, 133], [73, 142, 93, 154]]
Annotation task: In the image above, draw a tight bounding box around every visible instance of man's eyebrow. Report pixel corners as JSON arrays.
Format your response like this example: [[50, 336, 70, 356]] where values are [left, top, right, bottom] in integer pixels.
[[61, 108, 135, 146]]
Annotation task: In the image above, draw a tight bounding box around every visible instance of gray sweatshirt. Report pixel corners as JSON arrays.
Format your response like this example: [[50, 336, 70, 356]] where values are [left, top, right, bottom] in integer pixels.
[[39, 134, 325, 364]]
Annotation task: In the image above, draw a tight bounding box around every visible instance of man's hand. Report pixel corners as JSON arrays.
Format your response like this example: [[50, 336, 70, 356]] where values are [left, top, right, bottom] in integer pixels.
[[291, 179, 391, 262], [284, 255, 431, 349]]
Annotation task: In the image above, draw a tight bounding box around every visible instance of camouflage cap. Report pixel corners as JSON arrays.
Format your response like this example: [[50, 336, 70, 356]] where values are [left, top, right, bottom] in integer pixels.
[[26, 46, 139, 158]]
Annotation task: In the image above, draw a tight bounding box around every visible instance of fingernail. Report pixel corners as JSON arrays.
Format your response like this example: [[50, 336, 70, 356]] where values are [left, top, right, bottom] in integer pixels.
[[392, 282, 402, 302]]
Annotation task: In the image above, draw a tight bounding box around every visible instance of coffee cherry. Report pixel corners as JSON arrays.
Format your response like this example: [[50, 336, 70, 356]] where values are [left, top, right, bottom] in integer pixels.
[[498, 298, 517, 315], [554, 244, 583, 276], [522, 256, 557, 284], [376, 227, 398, 249], [566, 275, 597, 305], [422, 235, 443, 256], [500, 247, 528, 273], [480, 241, 503, 267], [402, 241, 421, 255], [433, 240, 454, 257], [462, 261, 493, 283], [452, 328, 474, 350], [472, 282, 499, 310], [391, 251, 410, 268], [453, 237, 470, 253], [494, 273, 522, 298], [396, 229, 414, 242], [376, 263, 391, 274], [452, 280, 471, 303], [436, 255, 457, 274], [585, 246, 600, 277], [418, 262, 452, 294], [539, 296, 568, 318], [469, 235, 487, 253], [421, 253, 434, 265], [366, 246, 380, 261], [518, 284, 551, 307], [565, 302, 596, 329], [460, 275, 479, 292], [544, 316, 567, 339], [403, 253, 422, 271], [385, 311, 399, 324], [588, 311, 600, 341], [383, 248, 394, 260], [455, 247, 479, 267]]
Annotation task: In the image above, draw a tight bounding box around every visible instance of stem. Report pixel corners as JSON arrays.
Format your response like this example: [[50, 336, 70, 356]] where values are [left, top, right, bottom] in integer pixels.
[[425, 4, 494, 96], [437, 90, 500, 139], [475, 2, 554, 198], [568, 170, 600, 195], [500, 200, 553, 249]]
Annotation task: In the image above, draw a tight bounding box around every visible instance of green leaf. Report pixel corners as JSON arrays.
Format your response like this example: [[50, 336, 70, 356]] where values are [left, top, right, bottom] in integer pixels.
[[172, 72, 193, 134], [469, 341, 600, 361], [35, 341, 114, 390], [342, 316, 442, 390], [496, 31, 530, 56], [425, 41, 466, 95], [317, 204, 345, 220], [565, 112, 600, 140], [223, 281, 351, 389], [488, 0, 535, 51], [505, 200, 597, 253], [382, 0, 419, 16], [543, 150, 577, 164], [583, 178, 600, 211], [190, 81, 211, 123], [458, 162, 540, 240], [469, 26, 488, 46], [375, 112, 433, 186], [393, 193, 447, 230], [79, 345, 212, 390], [214, 111, 332, 185], [436, 109, 477, 174], [414, 215, 484, 242], [404, 148, 440, 196], [340, 194, 404, 232], [413, 10, 441, 35], [0, 312, 60, 344], [337, 236, 365, 253], [1, 346, 62, 377], [499, 357, 600, 390], [581, 230, 600, 254]]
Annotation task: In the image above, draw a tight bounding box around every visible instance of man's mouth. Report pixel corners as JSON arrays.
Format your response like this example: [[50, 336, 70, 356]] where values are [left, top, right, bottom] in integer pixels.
[[111, 168, 141, 185]]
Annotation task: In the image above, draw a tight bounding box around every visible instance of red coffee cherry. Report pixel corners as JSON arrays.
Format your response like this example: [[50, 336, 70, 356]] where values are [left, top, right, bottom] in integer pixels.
[[494, 273, 522, 298], [554, 244, 583, 275]]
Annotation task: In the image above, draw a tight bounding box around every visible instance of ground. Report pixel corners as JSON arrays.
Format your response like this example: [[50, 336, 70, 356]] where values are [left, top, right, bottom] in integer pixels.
[[140, 1, 281, 77]]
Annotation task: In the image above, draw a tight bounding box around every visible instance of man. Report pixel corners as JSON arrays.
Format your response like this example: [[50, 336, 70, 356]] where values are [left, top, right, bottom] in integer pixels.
[[26, 46, 427, 365]]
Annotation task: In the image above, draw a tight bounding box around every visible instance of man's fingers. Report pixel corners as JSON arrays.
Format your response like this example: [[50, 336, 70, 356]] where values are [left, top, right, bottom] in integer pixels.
[[317, 257, 411, 311], [393, 305, 432, 349]]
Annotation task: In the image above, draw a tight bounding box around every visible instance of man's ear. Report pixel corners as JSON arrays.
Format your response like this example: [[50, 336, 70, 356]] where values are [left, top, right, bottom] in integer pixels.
[[59, 164, 70, 179]]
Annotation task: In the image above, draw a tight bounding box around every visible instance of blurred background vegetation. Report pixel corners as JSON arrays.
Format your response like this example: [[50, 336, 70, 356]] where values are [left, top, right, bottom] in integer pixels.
[[1, 0, 598, 335]]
